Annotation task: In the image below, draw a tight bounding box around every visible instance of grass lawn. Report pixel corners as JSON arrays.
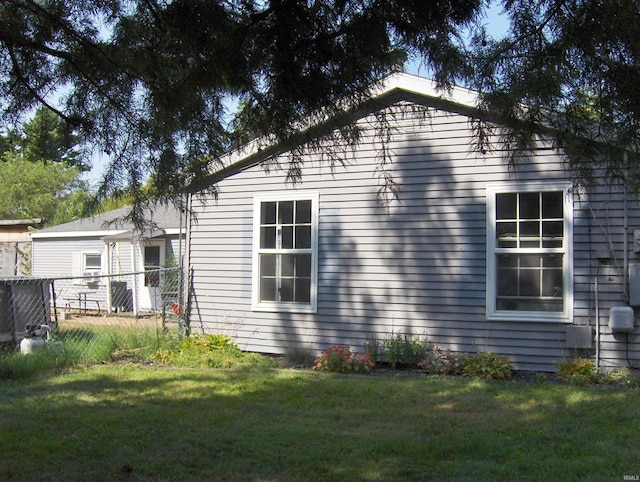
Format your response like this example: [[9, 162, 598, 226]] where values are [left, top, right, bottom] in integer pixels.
[[1, 365, 639, 481]]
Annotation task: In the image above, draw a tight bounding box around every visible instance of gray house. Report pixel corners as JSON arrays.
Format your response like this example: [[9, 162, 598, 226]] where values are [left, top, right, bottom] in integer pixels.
[[31, 204, 185, 316], [188, 73, 639, 372]]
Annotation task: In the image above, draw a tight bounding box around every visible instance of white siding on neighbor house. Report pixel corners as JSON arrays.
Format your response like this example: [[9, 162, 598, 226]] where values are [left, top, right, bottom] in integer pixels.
[[32, 237, 107, 278], [189, 103, 640, 371]]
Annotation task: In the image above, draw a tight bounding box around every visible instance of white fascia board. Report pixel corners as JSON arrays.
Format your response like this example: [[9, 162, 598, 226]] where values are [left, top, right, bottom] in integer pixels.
[[380, 73, 479, 110], [30, 229, 130, 239], [163, 228, 186, 236]]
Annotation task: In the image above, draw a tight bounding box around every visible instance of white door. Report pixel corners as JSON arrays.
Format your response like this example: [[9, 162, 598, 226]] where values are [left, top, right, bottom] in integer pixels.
[[139, 241, 165, 311]]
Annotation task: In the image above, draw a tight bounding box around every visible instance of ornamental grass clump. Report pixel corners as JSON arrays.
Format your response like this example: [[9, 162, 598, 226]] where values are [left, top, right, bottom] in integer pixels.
[[462, 351, 514, 380], [419, 344, 465, 375], [555, 357, 599, 386], [314, 345, 374, 374]]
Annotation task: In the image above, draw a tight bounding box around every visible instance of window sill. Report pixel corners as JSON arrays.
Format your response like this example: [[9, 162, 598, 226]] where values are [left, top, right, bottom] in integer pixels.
[[253, 303, 317, 314], [488, 311, 572, 323]]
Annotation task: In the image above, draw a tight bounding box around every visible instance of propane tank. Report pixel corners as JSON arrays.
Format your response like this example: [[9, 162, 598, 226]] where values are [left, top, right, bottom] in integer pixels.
[[19, 324, 63, 355], [20, 336, 46, 354]]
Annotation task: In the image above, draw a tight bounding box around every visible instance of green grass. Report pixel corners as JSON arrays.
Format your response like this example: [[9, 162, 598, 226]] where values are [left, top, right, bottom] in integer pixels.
[[1, 366, 639, 481]]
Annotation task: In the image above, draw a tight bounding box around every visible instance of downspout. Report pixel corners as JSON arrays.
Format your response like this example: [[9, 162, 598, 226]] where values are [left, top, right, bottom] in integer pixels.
[[184, 193, 193, 334], [595, 266, 600, 368], [624, 152, 630, 302], [105, 241, 112, 315], [178, 195, 184, 310]]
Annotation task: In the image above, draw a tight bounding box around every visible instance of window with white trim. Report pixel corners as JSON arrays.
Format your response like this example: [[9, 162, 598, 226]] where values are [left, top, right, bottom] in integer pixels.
[[83, 253, 102, 275], [253, 192, 319, 312], [487, 183, 572, 322], [72, 251, 103, 284]]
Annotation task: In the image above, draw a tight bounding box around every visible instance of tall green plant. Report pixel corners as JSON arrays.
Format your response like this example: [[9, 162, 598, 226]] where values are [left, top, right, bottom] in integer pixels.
[[383, 332, 429, 369]]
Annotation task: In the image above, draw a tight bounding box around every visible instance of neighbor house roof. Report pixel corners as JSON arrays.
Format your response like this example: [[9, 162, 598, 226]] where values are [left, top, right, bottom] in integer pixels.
[[30, 204, 183, 239]]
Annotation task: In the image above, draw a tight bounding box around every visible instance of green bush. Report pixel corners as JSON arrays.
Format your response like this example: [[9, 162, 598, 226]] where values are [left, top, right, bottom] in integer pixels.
[[462, 351, 514, 380], [555, 357, 599, 386], [154, 333, 278, 369], [383, 332, 429, 369]]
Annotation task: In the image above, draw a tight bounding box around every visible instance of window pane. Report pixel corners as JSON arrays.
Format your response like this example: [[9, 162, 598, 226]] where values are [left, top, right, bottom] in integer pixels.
[[496, 254, 563, 312], [280, 278, 294, 301], [497, 269, 517, 296], [260, 255, 276, 277], [542, 268, 563, 297], [260, 278, 278, 301], [279, 201, 294, 224], [282, 226, 294, 249], [542, 221, 563, 248], [261, 202, 276, 224], [85, 254, 101, 270], [296, 200, 312, 223], [542, 192, 563, 218], [519, 221, 540, 247], [144, 246, 160, 267], [295, 226, 312, 248], [496, 221, 517, 247], [296, 254, 312, 277], [260, 227, 276, 249], [281, 254, 295, 277], [296, 278, 311, 302], [519, 192, 540, 219], [520, 269, 540, 297], [496, 193, 516, 220], [520, 255, 541, 267]]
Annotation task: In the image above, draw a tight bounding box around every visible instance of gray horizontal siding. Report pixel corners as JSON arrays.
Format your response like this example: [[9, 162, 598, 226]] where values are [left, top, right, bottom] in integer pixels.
[[189, 101, 640, 371]]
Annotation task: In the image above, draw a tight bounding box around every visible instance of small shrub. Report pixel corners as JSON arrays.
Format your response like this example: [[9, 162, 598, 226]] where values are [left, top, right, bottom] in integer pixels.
[[153, 333, 277, 369], [555, 357, 599, 385], [313, 345, 374, 374], [462, 351, 514, 380], [383, 332, 429, 369], [419, 344, 465, 375], [179, 334, 238, 353], [602, 368, 640, 388]]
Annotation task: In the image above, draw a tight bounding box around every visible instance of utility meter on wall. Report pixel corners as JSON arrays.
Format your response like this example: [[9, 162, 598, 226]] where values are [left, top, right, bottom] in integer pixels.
[[634, 228, 640, 252]]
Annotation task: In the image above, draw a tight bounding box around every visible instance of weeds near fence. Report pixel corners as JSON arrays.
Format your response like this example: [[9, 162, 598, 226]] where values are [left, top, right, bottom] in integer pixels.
[[0, 318, 175, 380]]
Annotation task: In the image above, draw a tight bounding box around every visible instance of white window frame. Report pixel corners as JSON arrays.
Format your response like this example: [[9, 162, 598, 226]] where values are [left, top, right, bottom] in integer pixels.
[[72, 251, 103, 285], [83, 252, 103, 275], [486, 182, 573, 323], [252, 191, 319, 313]]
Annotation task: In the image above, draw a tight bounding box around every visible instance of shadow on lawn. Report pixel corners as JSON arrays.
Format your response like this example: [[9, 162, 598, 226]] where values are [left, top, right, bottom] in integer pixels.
[[1, 368, 639, 481]]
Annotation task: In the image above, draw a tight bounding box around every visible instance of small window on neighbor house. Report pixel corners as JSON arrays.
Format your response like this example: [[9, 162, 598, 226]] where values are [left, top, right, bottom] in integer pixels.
[[487, 183, 572, 322], [83, 253, 102, 274], [253, 192, 318, 312]]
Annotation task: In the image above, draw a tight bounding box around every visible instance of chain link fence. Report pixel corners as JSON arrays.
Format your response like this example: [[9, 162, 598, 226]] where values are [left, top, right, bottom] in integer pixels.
[[1, 267, 189, 362]]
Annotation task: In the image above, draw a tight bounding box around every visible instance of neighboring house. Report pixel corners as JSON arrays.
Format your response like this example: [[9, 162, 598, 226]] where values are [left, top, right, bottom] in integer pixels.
[[30, 205, 185, 316], [0, 218, 42, 276], [188, 73, 640, 372]]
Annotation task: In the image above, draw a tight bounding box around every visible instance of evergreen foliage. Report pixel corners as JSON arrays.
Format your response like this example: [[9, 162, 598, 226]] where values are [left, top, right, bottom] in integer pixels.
[[1, 0, 639, 211]]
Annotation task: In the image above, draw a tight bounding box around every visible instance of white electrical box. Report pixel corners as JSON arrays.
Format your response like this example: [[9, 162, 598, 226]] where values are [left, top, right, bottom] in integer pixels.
[[609, 306, 635, 334]]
